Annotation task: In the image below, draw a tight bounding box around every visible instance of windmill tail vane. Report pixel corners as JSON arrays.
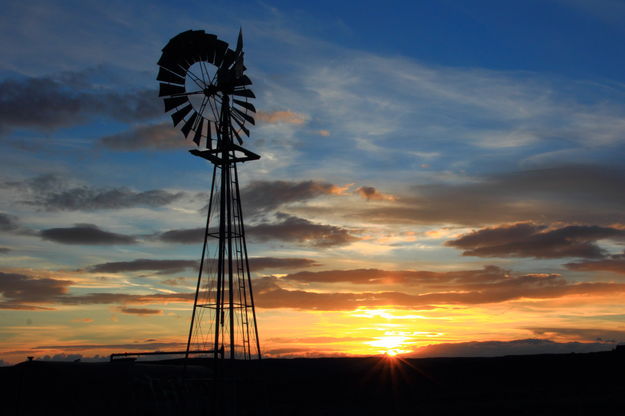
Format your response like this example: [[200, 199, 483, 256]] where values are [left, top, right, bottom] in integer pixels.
[[157, 28, 261, 360]]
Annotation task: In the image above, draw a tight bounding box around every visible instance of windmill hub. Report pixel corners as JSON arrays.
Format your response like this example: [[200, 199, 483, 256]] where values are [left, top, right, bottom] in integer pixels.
[[203, 84, 219, 96]]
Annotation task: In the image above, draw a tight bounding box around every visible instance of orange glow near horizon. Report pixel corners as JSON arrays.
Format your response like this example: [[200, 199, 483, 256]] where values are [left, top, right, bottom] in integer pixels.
[[2, 294, 624, 364]]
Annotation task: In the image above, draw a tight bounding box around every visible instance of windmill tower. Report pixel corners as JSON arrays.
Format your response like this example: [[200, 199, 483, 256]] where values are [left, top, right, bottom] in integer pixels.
[[156, 29, 261, 360]]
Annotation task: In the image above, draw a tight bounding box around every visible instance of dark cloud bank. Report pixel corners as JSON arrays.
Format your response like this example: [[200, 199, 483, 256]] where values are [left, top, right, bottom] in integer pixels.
[[566, 253, 625, 275], [240, 180, 344, 214], [357, 165, 625, 226], [446, 222, 625, 259], [40, 224, 136, 245], [0, 76, 160, 135], [3, 266, 625, 312], [0, 271, 72, 310]]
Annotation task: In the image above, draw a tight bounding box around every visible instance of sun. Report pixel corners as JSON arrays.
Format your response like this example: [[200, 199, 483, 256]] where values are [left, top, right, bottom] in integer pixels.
[[367, 334, 411, 356]]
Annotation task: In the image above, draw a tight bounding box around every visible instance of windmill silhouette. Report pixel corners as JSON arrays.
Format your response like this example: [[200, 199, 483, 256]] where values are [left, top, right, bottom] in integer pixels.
[[157, 29, 261, 360]]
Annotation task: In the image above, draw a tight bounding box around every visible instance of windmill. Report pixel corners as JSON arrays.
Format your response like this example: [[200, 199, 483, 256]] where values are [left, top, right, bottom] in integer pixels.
[[157, 29, 261, 361]]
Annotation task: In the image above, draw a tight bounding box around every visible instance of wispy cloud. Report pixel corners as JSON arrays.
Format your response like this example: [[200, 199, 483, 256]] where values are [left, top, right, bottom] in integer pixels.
[[98, 123, 188, 151], [3, 174, 185, 211]]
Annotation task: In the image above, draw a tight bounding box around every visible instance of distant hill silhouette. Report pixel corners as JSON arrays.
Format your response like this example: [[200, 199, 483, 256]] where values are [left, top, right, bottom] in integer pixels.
[[409, 338, 614, 357]]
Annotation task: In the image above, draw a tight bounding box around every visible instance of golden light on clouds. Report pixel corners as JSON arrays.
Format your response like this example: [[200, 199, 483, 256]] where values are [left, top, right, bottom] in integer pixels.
[[255, 110, 307, 125]]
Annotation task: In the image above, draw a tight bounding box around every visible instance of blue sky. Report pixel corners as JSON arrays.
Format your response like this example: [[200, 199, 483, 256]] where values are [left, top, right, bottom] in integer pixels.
[[1, 0, 625, 363]]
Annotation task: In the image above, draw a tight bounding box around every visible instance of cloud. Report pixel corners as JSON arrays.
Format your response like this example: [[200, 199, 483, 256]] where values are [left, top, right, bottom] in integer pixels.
[[4, 174, 185, 211], [256, 264, 625, 310], [255, 110, 307, 125], [86, 259, 197, 274], [44, 266, 619, 312], [355, 186, 396, 201], [34, 186, 182, 212], [161, 277, 190, 286], [0, 76, 160, 134], [56, 291, 196, 305], [356, 165, 625, 226], [98, 122, 188, 151], [266, 336, 370, 344], [566, 253, 625, 274], [250, 257, 320, 270], [0, 271, 72, 308], [5, 265, 625, 311], [528, 327, 625, 343], [40, 224, 136, 245], [446, 222, 625, 259], [156, 215, 356, 248], [157, 228, 204, 244], [247, 214, 358, 247], [86, 257, 318, 276], [0, 213, 19, 232], [71, 318, 94, 323], [118, 307, 162, 315], [283, 265, 508, 285], [241, 180, 347, 214], [409, 338, 613, 358]]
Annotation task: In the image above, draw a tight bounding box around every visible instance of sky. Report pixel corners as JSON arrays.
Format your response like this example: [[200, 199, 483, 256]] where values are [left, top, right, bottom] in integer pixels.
[[1, 0, 625, 365]]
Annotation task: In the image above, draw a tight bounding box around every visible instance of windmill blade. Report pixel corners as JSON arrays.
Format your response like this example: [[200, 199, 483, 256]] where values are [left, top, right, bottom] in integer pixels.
[[231, 113, 250, 137], [233, 99, 256, 113], [162, 29, 194, 53], [233, 75, 252, 87], [231, 125, 244, 145], [181, 111, 199, 137], [193, 118, 204, 146], [164, 96, 189, 112], [159, 83, 186, 97], [213, 40, 229, 67], [232, 107, 255, 125], [157, 67, 185, 85], [171, 104, 193, 126], [176, 60, 192, 75], [157, 55, 186, 77], [168, 30, 201, 62], [232, 88, 255, 99], [198, 33, 217, 62], [230, 110, 248, 130]]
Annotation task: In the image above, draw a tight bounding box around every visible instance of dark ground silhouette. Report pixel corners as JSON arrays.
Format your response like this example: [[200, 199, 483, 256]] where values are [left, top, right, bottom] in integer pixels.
[[2, 349, 624, 415]]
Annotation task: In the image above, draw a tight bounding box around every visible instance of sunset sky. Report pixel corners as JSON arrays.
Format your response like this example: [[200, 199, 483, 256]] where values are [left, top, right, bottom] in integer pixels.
[[2, 0, 625, 365]]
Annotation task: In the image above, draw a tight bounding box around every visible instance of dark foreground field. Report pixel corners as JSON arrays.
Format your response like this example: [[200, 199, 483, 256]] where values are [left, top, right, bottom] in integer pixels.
[[2, 350, 624, 415]]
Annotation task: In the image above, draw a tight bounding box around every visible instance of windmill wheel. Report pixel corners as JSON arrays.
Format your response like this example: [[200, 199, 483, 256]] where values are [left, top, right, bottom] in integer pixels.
[[156, 30, 256, 149]]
